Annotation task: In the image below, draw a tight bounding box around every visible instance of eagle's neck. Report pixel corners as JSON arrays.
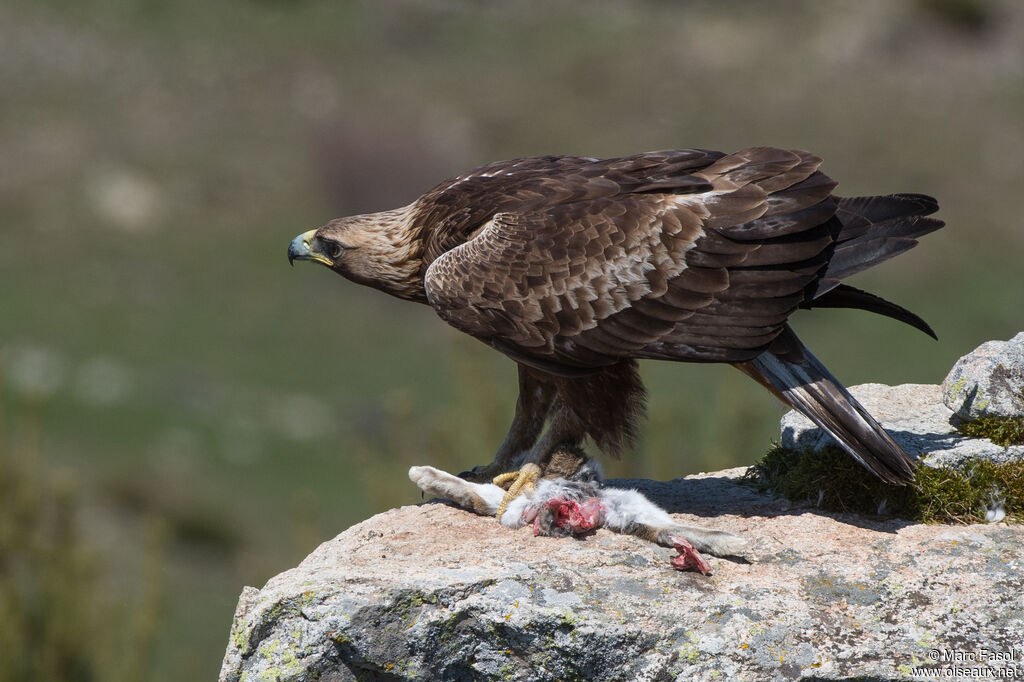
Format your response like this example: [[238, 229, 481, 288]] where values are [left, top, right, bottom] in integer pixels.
[[346, 205, 429, 303]]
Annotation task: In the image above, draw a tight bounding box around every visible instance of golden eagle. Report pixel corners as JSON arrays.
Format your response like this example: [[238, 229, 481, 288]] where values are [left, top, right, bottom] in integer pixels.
[[288, 147, 942, 485]]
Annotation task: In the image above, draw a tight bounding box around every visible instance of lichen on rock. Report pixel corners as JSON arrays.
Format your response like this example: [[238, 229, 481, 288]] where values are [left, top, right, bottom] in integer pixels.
[[943, 332, 1024, 421]]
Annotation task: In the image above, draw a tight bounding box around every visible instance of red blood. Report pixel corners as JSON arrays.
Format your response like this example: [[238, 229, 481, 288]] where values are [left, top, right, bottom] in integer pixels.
[[669, 536, 712, 575], [532, 497, 604, 536]]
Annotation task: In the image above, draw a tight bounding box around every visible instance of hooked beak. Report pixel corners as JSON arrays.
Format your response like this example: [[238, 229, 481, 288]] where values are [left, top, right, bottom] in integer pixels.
[[288, 229, 333, 267]]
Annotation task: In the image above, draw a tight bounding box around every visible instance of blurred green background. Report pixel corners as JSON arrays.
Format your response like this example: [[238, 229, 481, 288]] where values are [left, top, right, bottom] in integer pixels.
[[2, 0, 1023, 679]]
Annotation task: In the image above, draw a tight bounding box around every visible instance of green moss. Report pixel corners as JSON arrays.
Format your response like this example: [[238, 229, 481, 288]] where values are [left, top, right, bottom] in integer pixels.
[[745, 443, 1024, 524], [957, 416, 1024, 447]]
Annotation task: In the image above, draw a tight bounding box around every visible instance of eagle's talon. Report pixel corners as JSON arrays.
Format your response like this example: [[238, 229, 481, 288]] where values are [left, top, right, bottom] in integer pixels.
[[491, 469, 524, 489], [494, 463, 542, 519]]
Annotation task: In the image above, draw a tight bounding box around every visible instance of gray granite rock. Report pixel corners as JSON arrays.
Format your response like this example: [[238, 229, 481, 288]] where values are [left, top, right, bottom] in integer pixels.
[[220, 469, 1024, 682], [780, 383, 1024, 467], [942, 333, 1024, 420]]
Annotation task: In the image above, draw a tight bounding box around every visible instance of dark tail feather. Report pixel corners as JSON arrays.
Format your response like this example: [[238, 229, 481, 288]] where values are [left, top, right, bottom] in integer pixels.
[[836, 193, 938, 231], [806, 193, 943, 337], [803, 284, 937, 339], [736, 326, 916, 485], [819, 194, 944, 285]]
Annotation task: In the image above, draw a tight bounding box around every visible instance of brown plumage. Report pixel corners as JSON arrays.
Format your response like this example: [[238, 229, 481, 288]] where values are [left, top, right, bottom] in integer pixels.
[[288, 147, 943, 485]]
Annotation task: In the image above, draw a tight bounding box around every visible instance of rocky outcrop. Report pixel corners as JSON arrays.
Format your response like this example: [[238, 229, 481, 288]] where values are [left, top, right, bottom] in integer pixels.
[[943, 332, 1024, 421], [220, 469, 1024, 682]]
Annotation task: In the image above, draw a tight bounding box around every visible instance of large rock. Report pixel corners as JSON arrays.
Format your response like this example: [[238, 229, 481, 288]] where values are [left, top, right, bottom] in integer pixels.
[[942, 332, 1024, 420], [220, 469, 1024, 681], [781, 383, 1024, 467]]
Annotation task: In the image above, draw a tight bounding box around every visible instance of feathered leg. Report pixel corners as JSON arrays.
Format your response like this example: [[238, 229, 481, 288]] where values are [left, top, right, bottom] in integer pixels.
[[459, 364, 556, 481], [495, 363, 636, 491], [734, 325, 915, 485]]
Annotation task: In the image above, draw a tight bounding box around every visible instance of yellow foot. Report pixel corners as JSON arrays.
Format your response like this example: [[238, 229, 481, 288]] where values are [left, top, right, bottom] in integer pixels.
[[493, 463, 542, 520]]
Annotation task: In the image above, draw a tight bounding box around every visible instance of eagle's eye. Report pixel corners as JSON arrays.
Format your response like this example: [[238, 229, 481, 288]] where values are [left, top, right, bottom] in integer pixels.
[[323, 241, 343, 260]]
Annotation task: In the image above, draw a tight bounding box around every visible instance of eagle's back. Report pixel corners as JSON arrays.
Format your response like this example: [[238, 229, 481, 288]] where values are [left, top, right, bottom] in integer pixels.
[[417, 148, 940, 376], [415, 149, 724, 269]]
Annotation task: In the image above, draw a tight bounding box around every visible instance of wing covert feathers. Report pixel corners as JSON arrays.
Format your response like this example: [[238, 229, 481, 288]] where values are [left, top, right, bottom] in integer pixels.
[[425, 147, 847, 370], [737, 327, 916, 485], [422, 147, 941, 377]]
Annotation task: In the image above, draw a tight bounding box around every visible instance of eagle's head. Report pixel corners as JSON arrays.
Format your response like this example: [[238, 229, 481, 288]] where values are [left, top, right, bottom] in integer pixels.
[[288, 208, 427, 302], [287, 222, 359, 275]]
